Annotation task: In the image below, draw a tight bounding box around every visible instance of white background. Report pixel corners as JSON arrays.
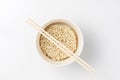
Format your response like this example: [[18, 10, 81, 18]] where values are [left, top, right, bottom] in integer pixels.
[[0, 0, 120, 80]]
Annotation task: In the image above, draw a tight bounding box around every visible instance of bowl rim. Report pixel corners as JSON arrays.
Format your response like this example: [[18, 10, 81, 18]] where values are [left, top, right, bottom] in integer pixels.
[[36, 19, 84, 66]]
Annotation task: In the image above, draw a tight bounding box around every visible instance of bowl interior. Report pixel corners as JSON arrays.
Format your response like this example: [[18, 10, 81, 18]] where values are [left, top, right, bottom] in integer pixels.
[[36, 19, 84, 66]]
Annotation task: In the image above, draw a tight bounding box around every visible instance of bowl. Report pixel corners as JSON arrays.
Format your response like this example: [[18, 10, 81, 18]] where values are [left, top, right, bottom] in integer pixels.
[[36, 19, 84, 66]]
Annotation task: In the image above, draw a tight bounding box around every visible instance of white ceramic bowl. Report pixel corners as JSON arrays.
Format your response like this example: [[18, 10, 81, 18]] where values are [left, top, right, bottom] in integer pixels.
[[36, 19, 84, 66]]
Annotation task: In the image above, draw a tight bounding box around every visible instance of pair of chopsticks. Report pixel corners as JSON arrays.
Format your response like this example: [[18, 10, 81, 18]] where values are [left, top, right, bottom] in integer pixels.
[[26, 18, 95, 72]]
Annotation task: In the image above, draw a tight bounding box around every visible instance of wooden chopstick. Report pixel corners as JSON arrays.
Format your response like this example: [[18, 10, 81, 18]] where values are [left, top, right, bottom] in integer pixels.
[[26, 18, 95, 72]]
